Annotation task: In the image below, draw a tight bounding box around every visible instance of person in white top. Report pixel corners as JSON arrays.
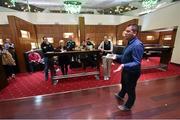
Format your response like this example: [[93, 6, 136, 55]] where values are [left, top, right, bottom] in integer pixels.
[[98, 36, 114, 80]]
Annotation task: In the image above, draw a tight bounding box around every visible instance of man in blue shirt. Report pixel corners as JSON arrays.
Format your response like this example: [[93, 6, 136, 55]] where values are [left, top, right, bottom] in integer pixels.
[[114, 24, 144, 111]]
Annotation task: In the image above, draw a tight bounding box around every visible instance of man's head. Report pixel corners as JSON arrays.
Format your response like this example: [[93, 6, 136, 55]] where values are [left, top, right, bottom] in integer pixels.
[[86, 38, 90, 41], [59, 40, 65, 46], [5, 38, 11, 43], [42, 36, 48, 43], [104, 35, 108, 42], [123, 24, 139, 41]]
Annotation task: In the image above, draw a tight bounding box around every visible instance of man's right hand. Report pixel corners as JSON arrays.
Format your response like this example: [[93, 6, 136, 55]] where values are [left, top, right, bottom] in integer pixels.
[[113, 64, 124, 73]]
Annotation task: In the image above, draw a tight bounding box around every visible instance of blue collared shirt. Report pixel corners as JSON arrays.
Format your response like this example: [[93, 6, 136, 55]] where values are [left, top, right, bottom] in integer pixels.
[[116, 37, 144, 71]]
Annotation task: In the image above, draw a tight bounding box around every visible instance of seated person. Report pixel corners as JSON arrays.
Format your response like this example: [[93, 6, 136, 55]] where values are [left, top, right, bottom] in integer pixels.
[[28, 50, 42, 72], [82, 38, 95, 50], [80, 38, 96, 68], [98, 35, 113, 80], [55, 40, 70, 75]]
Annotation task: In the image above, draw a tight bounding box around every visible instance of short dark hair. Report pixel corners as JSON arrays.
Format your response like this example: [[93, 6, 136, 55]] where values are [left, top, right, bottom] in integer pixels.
[[42, 36, 47, 40], [127, 24, 139, 33]]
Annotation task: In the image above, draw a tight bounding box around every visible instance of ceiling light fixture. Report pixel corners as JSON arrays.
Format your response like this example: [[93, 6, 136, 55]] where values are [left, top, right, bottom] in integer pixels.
[[142, 0, 158, 10], [63, 0, 82, 14], [10, 0, 16, 6]]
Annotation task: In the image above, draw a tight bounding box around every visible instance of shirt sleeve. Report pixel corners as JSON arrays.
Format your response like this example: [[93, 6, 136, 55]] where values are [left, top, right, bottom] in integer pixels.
[[116, 54, 122, 64], [98, 41, 104, 50], [123, 44, 144, 70]]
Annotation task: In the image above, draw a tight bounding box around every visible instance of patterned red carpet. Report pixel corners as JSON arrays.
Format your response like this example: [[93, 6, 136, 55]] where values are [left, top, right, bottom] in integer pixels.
[[0, 57, 180, 101]]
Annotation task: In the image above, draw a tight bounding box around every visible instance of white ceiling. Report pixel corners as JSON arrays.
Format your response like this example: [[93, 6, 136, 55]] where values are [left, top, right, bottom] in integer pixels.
[[2, 0, 179, 16], [16, 0, 138, 8]]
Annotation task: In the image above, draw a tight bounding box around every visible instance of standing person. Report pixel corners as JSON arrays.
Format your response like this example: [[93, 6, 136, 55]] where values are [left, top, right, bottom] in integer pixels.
[[4, 38, 14, 50], [113, 24, 144, 111], [3, 38, 16, 78], [55, 40, 70, 75], [98, 35, 113, 80], [41, 36, 54, 80], [1, 45, 16, 81], [66, 36, 76, 51]]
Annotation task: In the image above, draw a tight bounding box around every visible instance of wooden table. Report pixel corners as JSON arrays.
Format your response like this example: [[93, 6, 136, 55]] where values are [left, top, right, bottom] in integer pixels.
[[45, 50, 101, 85], [143, 46, 173, 70]]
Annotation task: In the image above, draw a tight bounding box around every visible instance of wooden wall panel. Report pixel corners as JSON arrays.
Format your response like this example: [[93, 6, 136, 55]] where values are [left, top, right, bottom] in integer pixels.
[[159, 30, 177, 46], [85, 25, 116, 48], [35, 25, 78, 48], [139, 32, 160, 44], [5, 16, 176, 73], [116, 19, 138, 45], [0, 25, 12, 42], [8, 16, 37, 72]]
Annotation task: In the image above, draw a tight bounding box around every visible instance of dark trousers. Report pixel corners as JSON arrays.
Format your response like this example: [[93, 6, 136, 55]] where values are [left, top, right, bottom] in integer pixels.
[[44, 57, 56, 80], [3, 65, 15, 77], [118, 69, 140, 109], [60, 64, 68, 75]]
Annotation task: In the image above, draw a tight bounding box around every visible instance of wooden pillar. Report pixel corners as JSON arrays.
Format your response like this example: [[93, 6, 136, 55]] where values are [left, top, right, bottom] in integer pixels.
[[8, 16, 26, 72], [78, 16, 85, 45]]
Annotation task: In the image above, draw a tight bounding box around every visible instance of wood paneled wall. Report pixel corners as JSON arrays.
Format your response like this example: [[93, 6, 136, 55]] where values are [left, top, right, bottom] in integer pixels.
[[35, 25, 79, 48], [85, 25, 116, 48], [1, 16, 177, 72], [0, 25, 12, 42], [159, 30, 177, 46], [139, 31, 160, 44], [8, 16, 37, 72], [116, 19, 138, 45]]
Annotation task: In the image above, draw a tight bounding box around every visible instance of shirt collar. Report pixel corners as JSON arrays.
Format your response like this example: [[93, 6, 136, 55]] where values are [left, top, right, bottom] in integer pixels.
[[128, 37, 137, 45]]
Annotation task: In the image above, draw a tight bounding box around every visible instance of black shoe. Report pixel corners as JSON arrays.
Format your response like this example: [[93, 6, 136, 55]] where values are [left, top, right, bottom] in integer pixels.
[[114, 93, 124, 101], [118, 105, 131, 111]]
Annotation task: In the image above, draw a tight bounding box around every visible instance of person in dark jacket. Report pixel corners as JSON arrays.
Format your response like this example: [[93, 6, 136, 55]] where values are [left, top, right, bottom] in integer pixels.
[[41, 36, 54, 80], [114, 24, 144, 111]]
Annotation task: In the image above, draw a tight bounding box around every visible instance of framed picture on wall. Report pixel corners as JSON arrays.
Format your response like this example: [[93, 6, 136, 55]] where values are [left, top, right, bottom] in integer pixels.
[[146, 35, 155, 40], [20, 30, 30, 38], [47, 37, 54, 43], [163, 35, 172, 40], [63, 33, 74, 38]]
